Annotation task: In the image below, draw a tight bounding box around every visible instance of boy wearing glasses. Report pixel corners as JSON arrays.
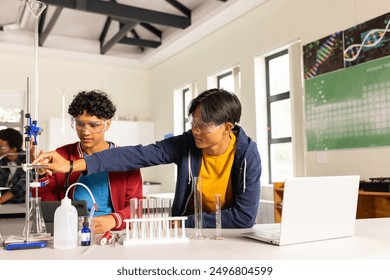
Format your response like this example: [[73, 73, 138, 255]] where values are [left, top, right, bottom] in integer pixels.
[[34, 90, 143, 233], [0, 128, 26, 204], [35, 89, 261, 228]]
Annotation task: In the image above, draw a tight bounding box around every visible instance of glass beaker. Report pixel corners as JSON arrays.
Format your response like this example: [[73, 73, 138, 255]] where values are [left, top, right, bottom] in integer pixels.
[[24, 197, 47, 237]]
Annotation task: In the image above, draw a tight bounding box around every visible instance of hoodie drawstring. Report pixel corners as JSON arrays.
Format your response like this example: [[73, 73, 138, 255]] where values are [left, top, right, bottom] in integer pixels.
[[187, 151, 192, 185], [243, 158, 247, 193]]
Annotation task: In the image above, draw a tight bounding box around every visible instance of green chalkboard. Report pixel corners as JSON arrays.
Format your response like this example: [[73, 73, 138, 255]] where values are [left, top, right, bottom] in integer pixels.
[[305, 55, 390, 151]]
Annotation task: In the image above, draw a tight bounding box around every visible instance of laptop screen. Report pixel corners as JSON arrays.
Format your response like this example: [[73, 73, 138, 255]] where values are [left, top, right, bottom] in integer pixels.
[[279, 175, 360, 245]]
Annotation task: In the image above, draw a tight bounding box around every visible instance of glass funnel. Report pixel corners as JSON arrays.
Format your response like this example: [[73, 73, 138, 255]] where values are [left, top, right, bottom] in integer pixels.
[[26, 0, 46, 19]]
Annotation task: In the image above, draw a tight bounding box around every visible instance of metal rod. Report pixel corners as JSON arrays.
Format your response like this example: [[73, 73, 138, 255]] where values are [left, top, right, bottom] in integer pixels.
[[24, 77, 31, 243]]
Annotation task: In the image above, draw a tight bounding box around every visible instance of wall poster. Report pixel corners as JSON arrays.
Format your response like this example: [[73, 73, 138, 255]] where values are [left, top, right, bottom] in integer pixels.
[[303, 12, 390, 151]]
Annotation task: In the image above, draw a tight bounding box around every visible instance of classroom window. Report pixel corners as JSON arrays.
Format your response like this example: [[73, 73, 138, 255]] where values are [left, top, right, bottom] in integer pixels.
[[208, 66, 241, 96], [174, 85, 194, 136], [217, 71, 234, 92], [266, 50, 293, 183]]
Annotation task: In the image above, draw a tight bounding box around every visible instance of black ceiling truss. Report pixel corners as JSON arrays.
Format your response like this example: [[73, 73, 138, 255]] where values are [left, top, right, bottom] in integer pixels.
[[39, 6, 63, 46], [35, 0, 202, 55], [165, 0, 191, 18]]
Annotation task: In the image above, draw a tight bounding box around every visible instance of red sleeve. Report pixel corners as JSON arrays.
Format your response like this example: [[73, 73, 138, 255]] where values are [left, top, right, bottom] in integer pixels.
[[111, 169, 143, 230], [32, 143, 81, 201]]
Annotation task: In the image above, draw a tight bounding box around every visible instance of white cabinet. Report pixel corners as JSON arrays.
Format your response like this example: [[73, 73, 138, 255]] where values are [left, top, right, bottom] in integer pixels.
[[46, 118, 155, 150], [106, 120, 155, 146]]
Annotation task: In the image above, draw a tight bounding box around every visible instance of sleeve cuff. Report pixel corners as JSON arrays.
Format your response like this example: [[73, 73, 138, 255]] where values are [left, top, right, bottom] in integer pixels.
[[110, 213, 123, 230]]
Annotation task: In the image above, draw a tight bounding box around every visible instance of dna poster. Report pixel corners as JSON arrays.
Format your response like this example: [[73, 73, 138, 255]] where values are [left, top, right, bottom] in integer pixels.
[[303, 12, 390, 151]]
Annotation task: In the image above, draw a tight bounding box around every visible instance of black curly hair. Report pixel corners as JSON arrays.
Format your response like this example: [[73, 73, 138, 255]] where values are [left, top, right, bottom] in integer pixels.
[[68, 90, 117, 119], [0, 128, 23, 152]]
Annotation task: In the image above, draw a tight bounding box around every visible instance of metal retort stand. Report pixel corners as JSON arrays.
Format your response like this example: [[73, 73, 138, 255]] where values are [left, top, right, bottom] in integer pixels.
[[3, 1, 49, 250]]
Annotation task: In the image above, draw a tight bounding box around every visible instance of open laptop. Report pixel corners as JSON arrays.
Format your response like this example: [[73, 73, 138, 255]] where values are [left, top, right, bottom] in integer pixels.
[[243, 175, 360, 246], [41, 200, 88, 235]]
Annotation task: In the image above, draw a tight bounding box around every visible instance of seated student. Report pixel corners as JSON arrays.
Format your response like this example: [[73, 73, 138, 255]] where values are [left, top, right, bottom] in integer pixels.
[[33, 90, 143, 234], [34, 89, 261, 228], [0, 128, 26, 204]]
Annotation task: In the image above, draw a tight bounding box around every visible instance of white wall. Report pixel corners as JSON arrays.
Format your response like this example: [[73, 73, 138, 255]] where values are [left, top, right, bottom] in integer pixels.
[[0, 47, 161, 183], [0, 49, 150, 148], [148, 0, 390, 190]]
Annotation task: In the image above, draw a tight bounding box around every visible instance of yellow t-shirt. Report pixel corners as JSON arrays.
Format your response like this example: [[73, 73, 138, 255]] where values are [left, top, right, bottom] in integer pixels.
[[199, 132, 237, 213]]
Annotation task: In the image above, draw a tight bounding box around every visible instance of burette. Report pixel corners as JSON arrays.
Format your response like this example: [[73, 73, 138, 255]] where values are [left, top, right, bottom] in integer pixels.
[[27, 0, 46, 184], [23, 0, 47, 243]]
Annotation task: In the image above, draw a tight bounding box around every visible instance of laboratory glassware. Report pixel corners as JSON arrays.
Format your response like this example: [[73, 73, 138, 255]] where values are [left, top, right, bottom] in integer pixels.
[[24, 197, 47, 237], [190, 177, 205, 240], [212, 193, 224, 240]]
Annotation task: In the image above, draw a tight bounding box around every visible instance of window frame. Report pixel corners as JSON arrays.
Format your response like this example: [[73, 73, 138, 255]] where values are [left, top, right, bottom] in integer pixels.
[[217, 71, 233, 90], [256, 41, 305, 184], [265, 49, 293, 183]]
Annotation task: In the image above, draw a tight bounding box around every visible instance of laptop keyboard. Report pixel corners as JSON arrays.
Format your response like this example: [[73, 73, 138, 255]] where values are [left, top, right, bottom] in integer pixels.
[[256, 230, 280, 239]]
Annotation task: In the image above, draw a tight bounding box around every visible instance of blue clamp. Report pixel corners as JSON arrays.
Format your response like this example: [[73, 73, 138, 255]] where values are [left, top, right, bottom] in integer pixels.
[[25, 115, 43, 145]]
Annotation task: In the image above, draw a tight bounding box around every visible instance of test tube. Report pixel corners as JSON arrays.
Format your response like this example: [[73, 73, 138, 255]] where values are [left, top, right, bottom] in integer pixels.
[[130, 198, 138, 219], [212, 193, 224, 240], [190, 177, 205, 240], [130, 198, 138, 240], [124, 220, 130, 242], [173, 220, 178, 238], [139, 199, 148, 239], [148, 198, 156, 238], [156, 198, 163, 238], [163, 198, 171, 237], [181, 218, 186, 239]]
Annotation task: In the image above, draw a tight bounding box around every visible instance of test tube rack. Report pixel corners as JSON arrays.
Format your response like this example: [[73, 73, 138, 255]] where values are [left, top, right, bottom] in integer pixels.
[[123, 216, 188, 245]]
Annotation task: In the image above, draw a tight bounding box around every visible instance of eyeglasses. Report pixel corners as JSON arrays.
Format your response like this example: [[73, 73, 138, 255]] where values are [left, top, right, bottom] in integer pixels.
[[71, 118, 107, 134], [189, 116, 221, 134]]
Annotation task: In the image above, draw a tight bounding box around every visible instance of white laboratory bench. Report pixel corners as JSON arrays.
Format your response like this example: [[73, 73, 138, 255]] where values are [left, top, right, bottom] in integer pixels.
[[1, 218, 390, 260]]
